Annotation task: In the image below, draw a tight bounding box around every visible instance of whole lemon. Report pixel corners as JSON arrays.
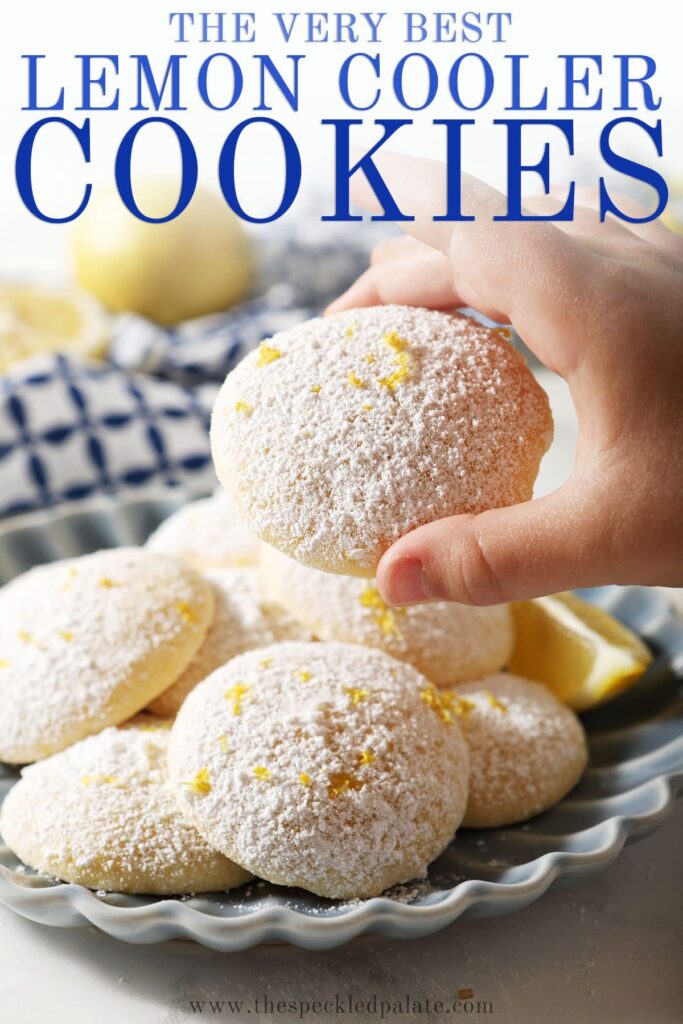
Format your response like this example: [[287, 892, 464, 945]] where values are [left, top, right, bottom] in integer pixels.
[[72, 179, 254, 325]]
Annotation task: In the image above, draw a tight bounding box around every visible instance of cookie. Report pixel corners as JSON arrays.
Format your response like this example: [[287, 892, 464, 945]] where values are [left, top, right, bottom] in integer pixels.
[[0, 548, 214, 763], [146, 490, 260, 570], [211, 306, 552, 575], [260, 544, 514, 686], [453, 674, 588, 828], [149, 567, 309, 717], [0, 717, 251, 894], [168, 642, 469, 899]]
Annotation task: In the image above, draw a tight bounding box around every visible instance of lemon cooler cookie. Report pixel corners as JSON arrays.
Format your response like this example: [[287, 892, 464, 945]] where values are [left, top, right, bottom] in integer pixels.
[[453, 674, 588, 828], [146, 490, 260, 570], [211, 305, 553, 575], [168, 642, 469, 899], [260, 544, 514, 686], [0, 717, 251, 894], [149, 567, 308, 717], [0, 547, 214, 763]]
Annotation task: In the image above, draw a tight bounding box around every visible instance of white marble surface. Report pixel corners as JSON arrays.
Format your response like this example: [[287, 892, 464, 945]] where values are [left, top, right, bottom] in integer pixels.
[[0, 803, 680, 1024]]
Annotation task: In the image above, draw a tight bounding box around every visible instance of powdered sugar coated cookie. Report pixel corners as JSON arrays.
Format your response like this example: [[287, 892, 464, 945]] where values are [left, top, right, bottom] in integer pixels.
[[260, 544, 514, 686], [0, 548, 214, 763], [453, 674, 588, 828], [149, 567, 310, 717], [168, 641, 469, 899], [211, 306, 552, 575], [0, 717, 251, 894], [146, 490, 260, 570]]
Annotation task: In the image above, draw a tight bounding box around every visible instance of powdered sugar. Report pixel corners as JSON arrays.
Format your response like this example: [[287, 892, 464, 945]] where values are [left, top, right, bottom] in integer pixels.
[[454, 674, 588, 828], [149, 567, 310, 716], [168, 641, 469, 899], [260, 543, 514, 686], [146, 490, 260, 570], [211, 306, 553, 574], [0, 548, 214, 763], [0, 717, 251, 894]]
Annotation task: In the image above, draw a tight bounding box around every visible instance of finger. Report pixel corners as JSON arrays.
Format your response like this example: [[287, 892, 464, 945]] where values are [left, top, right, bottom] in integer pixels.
[[326, 253, 466, 314], [370, 235, 429, 266], [376, 474, 612, 606], [349, 152, 598, 368], [555, 185, 683, 258]]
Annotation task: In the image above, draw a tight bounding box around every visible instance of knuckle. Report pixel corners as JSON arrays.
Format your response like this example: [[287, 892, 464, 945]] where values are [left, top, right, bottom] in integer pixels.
[[446, 523, 505, 606]]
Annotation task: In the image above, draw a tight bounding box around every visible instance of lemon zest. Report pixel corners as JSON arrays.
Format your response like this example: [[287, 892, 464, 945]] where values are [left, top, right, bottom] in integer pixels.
[[328, 771, 363, 799], [343, 686, 369, 706], [225, 682, 250, 715], [256, 343, 283, 367], [184, 768, 211, 795], [175, 600, 197, 624]]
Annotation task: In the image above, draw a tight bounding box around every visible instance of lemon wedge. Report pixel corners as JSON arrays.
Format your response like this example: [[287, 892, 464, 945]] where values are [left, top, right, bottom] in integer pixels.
[[0, 284, 109, 373], [508, 592, 652, 710]]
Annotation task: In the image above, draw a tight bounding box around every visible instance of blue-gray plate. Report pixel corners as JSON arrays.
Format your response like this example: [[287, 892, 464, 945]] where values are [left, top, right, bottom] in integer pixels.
[[0, 493, 681, 951]]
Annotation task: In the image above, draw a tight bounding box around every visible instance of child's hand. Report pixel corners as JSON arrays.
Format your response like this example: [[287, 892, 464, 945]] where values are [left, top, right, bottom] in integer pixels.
[[327, 154, 683, 606]]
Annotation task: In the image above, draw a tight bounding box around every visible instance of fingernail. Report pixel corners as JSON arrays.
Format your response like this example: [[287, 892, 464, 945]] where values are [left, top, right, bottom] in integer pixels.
[[384, 557, 431, 605]]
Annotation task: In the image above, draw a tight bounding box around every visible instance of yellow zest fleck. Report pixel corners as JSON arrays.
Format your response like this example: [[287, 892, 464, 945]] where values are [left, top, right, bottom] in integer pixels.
[[81, 774, 117, 787], [183, 768, 211, 795], [259, 658, 273, 669], [362, 403, 373, 412], [310, 384, 321, 394], [379, 331, 412, 391], [234, 400, 253, 415], [328, 771, 363, 799], [420, 685, 475, 727], [97, 577, 119, 589], [253, 765, 271, 781], [486, 691, 509, 713], [218, 735, 229, 752], [343, 686, 369, 707], [359, 585, 384, 609], [379, 352, 410, 391], [59, 630, 74, 642], [383, 331, 410, 353], [175, 600, 197, 624], [458, 988, 474, 1000], [359, 585, 402, 637], [256, 343, 283, 367], [493, 327, 512, 340], [293, 668, 311, 683], [225, 682, 250, 715], [17, 629, 33, 644], [62, 567, 79, 591], [358, 749, 375, 766], [0, 659, 8, 669], [347, 371, 367, 390], [364, 353, 376, 364], [345, 322, 357, 338], [299, 773, 312, 787]]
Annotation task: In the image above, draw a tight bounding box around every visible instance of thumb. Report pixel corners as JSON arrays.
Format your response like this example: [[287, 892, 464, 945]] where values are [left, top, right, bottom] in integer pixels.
[[376, 480, 609, 606]]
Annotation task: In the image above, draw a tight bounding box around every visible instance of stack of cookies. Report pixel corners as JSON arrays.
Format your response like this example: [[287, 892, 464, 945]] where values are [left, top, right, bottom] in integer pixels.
[[0, 307, 588, 900]]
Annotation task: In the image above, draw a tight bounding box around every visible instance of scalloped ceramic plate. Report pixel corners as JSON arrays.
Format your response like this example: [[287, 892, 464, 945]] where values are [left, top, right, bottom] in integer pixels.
[[0, 492, 682, 951]]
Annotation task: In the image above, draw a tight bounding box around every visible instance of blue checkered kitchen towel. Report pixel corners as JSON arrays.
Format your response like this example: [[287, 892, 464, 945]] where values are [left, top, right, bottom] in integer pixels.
[[0, 219, 383, 519]]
